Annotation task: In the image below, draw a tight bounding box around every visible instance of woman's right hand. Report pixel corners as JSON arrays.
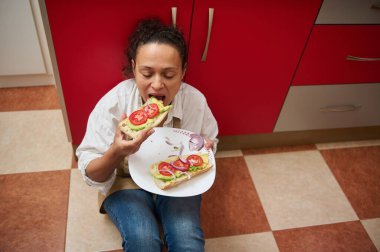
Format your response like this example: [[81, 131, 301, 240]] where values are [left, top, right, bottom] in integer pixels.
[[85, 113, 154, 182], [111, 113, 154, 159]]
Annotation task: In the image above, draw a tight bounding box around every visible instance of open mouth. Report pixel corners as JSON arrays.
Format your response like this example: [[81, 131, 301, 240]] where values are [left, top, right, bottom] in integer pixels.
[[149, 94, 166, 101]]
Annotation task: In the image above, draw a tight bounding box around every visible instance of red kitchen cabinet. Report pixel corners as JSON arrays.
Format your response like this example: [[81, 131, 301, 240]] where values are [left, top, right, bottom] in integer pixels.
[[185, 0, 322, 135], [45, 0, 322, 144], [293, 25, 380, 85], [45, 0, 193, 144], [276, 0, 380, 133]]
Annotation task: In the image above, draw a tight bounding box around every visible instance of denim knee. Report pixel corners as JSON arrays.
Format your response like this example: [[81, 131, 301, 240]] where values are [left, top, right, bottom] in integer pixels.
[[164, 217, 205, 252], [103, 190, 163, 252], [122, 224, 162, 252], [157, 195, 205, 252]]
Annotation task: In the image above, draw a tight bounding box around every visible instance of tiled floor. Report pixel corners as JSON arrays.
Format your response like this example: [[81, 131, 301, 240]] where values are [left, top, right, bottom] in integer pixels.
[[1, 86, 379, 252]]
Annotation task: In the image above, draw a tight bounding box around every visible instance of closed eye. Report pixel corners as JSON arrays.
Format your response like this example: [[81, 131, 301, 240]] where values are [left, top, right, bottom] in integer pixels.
[[164, 74, 174, 79]]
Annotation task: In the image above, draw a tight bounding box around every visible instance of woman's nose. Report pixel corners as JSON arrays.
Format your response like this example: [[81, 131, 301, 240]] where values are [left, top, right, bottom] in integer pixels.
[[151, 76, 164, 90]]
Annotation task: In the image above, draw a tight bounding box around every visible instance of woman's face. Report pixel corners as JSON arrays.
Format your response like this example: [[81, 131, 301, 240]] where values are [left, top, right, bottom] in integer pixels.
[[133, 43, 185, 106]]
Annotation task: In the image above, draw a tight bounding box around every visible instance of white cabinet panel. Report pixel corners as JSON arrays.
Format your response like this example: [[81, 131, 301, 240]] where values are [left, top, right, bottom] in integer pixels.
[[316, 0, 380, 24], [274, 84, 380, 132], [0, 0, 46, 75]]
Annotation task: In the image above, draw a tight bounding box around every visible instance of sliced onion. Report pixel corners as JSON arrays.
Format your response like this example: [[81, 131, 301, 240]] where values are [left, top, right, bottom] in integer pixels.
[[177, 142, 188, 164], [158, 168, 176, 180], [179, 142, 184, 155], [189, 134, 204, 151], [179, 156, 188, 164], [179, 171, 191, 180], [170, 161, 188, 172]]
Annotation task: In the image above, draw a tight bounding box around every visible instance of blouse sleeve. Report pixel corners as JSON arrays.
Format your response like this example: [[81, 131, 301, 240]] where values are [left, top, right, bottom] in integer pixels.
[[76, 92, 121, 195]]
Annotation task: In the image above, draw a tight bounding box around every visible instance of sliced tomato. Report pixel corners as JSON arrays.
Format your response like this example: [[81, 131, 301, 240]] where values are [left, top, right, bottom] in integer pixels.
[[158, 162, 176, 176], [144, 103, 159, 119], [186, 155, 204, 166], [172, 159, 190, 171], [129, 109, 148, 125]]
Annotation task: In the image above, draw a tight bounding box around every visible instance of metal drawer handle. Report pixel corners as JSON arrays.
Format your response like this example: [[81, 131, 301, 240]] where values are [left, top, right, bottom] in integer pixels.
[[320, 105, 362, 112], [201, 8, 214, 62], [171, 7, 177, 27], [346, 55, 380, 61]]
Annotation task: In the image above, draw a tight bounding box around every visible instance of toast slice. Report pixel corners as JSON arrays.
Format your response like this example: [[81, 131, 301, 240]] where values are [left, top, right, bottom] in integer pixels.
[[118, 97, 172, 139], [150, 153, 213, 190]]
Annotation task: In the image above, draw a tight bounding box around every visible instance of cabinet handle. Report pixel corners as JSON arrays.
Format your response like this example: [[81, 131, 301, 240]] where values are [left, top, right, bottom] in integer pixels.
[[171, 7, 177, 27], [346, 55, 380, 61], [320, 105, 361, 112], [371, 3, 380, 9], [201, 8, 214, 62]]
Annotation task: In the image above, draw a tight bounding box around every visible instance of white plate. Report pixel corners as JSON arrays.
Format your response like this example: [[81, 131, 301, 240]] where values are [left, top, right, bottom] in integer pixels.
[[129, 127, 216, 196]]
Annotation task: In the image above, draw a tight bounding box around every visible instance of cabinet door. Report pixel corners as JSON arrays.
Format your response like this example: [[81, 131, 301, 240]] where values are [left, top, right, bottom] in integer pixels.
[[293, 25, 380, 85], [45, 0, 193, 144], [316, 0, 380, 24], [274, 83, 380, 132], [185, 0, 322, 135]]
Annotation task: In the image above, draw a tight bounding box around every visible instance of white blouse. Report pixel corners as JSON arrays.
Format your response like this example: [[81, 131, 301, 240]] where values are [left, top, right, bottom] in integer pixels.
[[76, 79, 219, 195]]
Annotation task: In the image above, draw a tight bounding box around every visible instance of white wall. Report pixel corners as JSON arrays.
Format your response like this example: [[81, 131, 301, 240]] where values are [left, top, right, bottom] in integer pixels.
[[0, 0, 55, 87]]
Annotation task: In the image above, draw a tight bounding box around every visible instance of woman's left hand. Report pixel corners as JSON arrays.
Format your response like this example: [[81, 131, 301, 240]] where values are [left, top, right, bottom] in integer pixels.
[[204, 137, 214, 150]]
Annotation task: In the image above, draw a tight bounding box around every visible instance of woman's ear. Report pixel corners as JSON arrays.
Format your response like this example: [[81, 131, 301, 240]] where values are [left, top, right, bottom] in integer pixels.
[[181, 63, 187, 79], [131, 59, 136, 76]]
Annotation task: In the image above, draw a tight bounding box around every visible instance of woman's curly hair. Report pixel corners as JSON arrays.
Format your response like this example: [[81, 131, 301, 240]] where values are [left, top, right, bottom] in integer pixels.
[[123, 18, 187, 77]]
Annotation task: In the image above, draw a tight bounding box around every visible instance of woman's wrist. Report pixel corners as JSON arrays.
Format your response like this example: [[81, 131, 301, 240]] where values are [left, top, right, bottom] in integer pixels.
[[106, 143, 126, 165]]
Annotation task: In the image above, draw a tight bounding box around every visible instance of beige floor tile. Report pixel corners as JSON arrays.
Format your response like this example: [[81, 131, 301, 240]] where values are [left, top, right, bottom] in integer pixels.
[[215, 149, 243, 158], [65, 170, 122, 252], [245, 150, 358, 231], [205, 232, 279, 252], [0, 110, 72, 174], [361, 218, 380, 251], [316, 139, 380, 150]]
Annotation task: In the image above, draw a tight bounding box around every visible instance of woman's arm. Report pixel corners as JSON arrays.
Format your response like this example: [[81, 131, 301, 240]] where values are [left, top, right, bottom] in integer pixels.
[[85, 113, 154, 182]]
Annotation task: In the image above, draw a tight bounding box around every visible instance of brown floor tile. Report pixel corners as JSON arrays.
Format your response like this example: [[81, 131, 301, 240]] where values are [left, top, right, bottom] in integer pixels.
[[274, 221, 377, 252], [242, 144, 316, 155], [0, 86, 61, 111], [201, 157, 270, 238], [0, 170, 70, 251], [320, 146, 380, 219]]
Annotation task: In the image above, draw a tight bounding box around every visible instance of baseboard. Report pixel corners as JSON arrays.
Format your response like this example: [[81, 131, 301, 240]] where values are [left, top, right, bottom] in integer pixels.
[[0, 74, 55, 88], [217, 126, 380, 150]]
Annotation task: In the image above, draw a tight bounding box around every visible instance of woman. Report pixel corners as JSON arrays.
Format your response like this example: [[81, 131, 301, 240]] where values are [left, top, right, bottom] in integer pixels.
[[76, 18, 218, 252]]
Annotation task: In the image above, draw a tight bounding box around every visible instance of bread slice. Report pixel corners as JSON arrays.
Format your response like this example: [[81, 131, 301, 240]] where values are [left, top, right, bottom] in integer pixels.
[[119, 111, 169, 139], [118, 97, 172, 139], [150, 154, 213, 190], [152, 163, 213, 190]]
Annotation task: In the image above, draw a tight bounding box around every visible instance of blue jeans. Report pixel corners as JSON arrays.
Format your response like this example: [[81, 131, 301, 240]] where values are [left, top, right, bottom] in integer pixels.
[[103, 189, 205, 252]]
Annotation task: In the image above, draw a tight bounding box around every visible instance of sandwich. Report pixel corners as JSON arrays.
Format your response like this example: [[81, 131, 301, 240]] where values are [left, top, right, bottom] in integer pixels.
[[118, 97, 172, 139], [150, 153, 213, 190]]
